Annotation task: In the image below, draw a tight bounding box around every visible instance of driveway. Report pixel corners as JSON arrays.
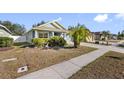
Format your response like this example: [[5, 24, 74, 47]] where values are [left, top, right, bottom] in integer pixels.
[[80, 42, 124, 53]]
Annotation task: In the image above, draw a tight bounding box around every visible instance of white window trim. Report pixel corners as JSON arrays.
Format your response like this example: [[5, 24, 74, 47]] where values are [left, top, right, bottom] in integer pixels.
[[38, 32, 49, 38]]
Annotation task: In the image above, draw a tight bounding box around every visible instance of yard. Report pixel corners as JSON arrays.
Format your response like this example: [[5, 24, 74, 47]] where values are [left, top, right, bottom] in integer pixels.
[[70, 51, 124, 79], [0, 46, 96, 79]]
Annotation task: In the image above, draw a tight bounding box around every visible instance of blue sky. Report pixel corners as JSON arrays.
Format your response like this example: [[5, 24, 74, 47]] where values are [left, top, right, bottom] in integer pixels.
[[0, 13, 124, 34]]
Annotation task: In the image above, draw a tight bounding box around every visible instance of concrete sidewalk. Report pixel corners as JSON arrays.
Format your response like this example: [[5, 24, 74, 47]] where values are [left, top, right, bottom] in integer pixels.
[[18, 48, 108, 79]]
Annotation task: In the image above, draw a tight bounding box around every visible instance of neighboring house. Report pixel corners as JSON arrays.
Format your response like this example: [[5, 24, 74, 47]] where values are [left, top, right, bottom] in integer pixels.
[[0, 24, 26, 42], [0, 24, 12, 37], [92, 32, 102, 40], [92, 32, 118, 41], [25, 19, 70, 43], [92, 32, 108, 40], [86, 32, 95, 42]]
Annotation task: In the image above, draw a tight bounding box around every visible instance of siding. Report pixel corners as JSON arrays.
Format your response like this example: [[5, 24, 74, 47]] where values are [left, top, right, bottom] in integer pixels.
[[0, 28, 11, 37]]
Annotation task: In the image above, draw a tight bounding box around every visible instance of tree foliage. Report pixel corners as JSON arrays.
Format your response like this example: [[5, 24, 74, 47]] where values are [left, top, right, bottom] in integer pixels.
[[0, 20, 26, 35], [32, 21, 46, 27], [118, 30, 124, 40], [68, 24, 91, 48], [101, 30, 111, 41]]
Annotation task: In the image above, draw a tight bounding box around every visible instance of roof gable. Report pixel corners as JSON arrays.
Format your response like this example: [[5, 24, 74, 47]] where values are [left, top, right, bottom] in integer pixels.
[[33, 18, 66, 30], [0, 24, 12, 34], [32, 18, 68, 33]]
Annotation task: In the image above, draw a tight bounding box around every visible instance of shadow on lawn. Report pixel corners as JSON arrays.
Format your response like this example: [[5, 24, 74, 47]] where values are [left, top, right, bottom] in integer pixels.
[[20, 43, 75, 50], [106, 55, 124, 60]]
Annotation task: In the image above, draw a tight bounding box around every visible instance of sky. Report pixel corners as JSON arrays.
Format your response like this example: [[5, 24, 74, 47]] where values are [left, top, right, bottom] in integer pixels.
[[0, 13, 124, 34]]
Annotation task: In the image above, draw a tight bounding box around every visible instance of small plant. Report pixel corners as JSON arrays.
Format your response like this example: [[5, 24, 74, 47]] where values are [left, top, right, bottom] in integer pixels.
[[0, 37, 13, 47], [48, 36, 66, 47], [32, 38, 48, 47]]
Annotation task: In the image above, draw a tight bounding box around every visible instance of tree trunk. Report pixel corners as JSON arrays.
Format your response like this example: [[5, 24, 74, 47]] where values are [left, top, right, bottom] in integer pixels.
[[74, 40, 78, 48], [106, 41, 109, 45]]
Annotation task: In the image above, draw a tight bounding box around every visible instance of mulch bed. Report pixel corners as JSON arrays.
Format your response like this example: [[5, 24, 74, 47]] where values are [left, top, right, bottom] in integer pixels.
[[0, 47, 13, 51]]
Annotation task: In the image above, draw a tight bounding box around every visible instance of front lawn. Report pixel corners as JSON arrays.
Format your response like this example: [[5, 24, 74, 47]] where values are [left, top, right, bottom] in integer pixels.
[[70, 51, 124, 79], [0, 46, 96, 79]]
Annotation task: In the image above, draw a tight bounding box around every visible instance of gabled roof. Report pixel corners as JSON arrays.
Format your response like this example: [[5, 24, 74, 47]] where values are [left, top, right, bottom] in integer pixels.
[[32, 18, 67, 33], [0, 24, 12, 34]]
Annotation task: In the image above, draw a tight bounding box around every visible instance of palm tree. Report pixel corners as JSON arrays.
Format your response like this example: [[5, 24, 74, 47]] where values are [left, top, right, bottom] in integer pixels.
[[68, 24, 91, 48]]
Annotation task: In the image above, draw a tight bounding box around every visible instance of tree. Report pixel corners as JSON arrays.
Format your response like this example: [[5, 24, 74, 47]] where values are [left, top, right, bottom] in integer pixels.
[[118, 30, 124, 40], [121, 30, 124, 40], [32, 21, 46, 27], [68, 24, 91, 48], [101, 31, 110, 40], [11, 24, 26, 35], [101, 31, 110, 45], [0, 20, 26, 35]]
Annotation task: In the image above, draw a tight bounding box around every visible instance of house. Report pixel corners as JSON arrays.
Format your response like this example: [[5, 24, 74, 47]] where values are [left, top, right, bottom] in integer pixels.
[[0, 19, 94, 43], [25, 18, 70, 43], [92, 32, 102, 40], [86, 32, 95, 42], [0, 24, 26, 42], [0, 24, 12, 37]]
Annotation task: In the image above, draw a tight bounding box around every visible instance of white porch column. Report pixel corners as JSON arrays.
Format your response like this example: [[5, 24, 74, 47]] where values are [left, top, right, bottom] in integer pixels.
[[35, 30, 38, 38], [64, 33, 66, 38], [63, 33, 66, 39], [52, 32, 54, 37]]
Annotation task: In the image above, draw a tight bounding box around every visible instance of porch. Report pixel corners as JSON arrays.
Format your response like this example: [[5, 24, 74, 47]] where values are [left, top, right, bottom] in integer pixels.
[[35, 30, 67, 39]]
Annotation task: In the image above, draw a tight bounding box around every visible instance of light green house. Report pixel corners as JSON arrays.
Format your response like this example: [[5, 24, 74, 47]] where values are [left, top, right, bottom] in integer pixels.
[[25, 18, 70, 43], [0, 24, 26, 42], [0, 24, 12, 37]]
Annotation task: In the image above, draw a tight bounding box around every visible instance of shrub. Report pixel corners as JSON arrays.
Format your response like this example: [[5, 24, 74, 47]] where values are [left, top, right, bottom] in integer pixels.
[[48, 36, 66, 47], [0, 37, 13, 47], [32, 38, 48, 47]]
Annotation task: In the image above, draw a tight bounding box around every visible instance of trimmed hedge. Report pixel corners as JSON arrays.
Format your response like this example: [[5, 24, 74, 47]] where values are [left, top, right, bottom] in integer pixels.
[[0, 37, 13, 47], [48, 36, 66, 47], [32, 38, 48, 47]]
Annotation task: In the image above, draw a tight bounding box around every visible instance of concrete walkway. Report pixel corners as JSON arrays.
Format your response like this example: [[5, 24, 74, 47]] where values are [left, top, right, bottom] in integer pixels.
[[17, 43, 124, 79]]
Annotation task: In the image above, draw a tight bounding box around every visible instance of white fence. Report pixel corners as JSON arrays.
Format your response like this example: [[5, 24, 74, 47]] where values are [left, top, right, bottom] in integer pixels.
[[10, 36, 26, 43]]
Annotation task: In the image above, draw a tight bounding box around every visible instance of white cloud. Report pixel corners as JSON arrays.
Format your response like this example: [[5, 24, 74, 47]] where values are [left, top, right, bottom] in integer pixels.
[[115, 13, 124, 20], [94, 14, 108, 23]]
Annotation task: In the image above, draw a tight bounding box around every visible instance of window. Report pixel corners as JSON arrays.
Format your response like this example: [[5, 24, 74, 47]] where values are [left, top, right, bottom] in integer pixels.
[[39, 33, 44, 38], [39, 32, 48, 38], [32, 31, 35, 38], [44, 33, 48, 38], [54, 32, 61, 36]]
